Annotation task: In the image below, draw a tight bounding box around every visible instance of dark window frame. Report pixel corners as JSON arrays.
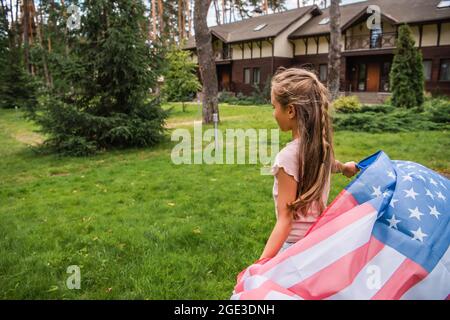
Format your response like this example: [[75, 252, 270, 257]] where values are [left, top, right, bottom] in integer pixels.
[[319, 64, 328, 83], [439, 59, 450, 82], [423, 60, 433, 82], [244, 68, 251, 84], [252, 67, 261, 85]]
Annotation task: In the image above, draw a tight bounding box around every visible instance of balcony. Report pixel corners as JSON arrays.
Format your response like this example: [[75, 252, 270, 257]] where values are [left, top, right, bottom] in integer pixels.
[[214, 45, 232, 61], [345, 32, 397, 51]]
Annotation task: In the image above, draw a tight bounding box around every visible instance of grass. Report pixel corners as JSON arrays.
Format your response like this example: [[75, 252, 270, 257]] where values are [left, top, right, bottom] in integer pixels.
[[0, 103, 449, 299]]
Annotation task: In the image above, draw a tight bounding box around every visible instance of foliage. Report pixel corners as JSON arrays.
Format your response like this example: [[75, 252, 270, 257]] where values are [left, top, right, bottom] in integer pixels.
[[332, 95, 362, 113], [333, 98, 450, 133], [26, 0, 168, 156], [161, 45, 201, 108], [390, 24, 425, 109]]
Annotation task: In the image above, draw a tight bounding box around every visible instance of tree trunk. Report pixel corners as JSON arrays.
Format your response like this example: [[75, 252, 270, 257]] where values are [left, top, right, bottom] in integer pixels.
[[194, 0, 219, 124], [151, 0, 157, 39], [157, 0, 164, 38], [185, 0, 191, 37], [213, 0, 220, 25], [22, 0, 31, 73], [327, 0, 341, 101], [36, 1, 52, 87], [178, 0, 184, 39], [221, 0, 225, 24]]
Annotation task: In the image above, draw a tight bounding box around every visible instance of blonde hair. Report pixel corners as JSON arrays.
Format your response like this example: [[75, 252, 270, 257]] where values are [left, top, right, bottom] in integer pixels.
[[271, 67, 334, 219]]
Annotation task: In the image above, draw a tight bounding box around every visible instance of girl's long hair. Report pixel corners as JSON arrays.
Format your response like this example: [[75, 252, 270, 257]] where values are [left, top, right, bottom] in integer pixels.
[[271, 67, 334, 218]]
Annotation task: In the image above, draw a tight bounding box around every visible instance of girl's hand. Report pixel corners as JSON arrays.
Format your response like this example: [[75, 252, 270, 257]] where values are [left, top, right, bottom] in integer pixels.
[[342, 161, 359, 178]]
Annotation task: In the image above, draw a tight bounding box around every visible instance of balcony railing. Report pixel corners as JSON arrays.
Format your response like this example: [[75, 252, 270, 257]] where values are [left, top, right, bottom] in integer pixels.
[[214, 46, 231, 60], [345, 32, 397, 51]]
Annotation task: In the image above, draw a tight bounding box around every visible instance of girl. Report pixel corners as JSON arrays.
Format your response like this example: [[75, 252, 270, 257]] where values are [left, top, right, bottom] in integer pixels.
[[259, 67, 359, 260]]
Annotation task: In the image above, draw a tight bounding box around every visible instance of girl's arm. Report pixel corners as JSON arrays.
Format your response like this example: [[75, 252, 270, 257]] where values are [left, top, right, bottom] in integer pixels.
[[259, 168, 296, 260], [333, 160, 359, 178]]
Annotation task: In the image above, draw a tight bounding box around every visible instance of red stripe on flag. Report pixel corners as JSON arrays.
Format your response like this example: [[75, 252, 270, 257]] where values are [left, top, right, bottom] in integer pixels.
[[371, 258, 428, 300], [305, 189, 359, 237], [254, 202, 376, 276], [239, 279, 298, 300], [287, 236, 385, 299]]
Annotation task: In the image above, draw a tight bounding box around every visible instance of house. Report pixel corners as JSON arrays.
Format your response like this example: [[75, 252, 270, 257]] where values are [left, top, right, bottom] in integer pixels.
[[184, 0, 450, 103]]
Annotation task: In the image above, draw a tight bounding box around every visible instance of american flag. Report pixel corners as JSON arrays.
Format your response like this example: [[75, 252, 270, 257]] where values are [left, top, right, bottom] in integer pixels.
[[231, 151, 449, 300]]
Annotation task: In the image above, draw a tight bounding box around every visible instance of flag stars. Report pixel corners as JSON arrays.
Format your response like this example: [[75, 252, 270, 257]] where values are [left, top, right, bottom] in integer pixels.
[[390, 198, 398, 208], [387, 214, 401, 229], [372, 186, 382, 198], [428, 205, 441, 219], [417, 175, 426, 182], [429, 178, 438, 186], [383, 191, 390, 198], [436, 191, 446, 201], [408, 207, 424, 221], [411, 227, 428, 242], [404, 187, 419, 200], [387, 171, 396, 179], [402, 174, 413, 182], [425, 188, 434, 200], [439, 181, 447, 190]]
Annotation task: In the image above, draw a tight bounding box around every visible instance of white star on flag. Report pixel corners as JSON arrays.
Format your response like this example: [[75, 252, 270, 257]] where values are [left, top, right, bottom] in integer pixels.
[[372, 186, 382, 198], [387, 171, 396, 179], [404, 187, 419, 200], [387, 214, 401, 229], [402, 174, 413, 182], [383, 191, 390, 198], [411, 227, 428, 242], [417, 175, 426, 182], [430, 178, 438, 186], [425, 188, 434, 200], [428, 205, 441, 219], [436, 191, 446, 201], [440, 181, 447, 189], [408, 207, 424, 221], [390, 198, 398, 208]]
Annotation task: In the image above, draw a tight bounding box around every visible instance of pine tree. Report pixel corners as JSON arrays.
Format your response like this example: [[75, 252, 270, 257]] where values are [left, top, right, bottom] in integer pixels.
[[390, 24, 425, 109], [162, 45, 201, 112], [28, 0, 168, 155], [0, 2, 37, 109]]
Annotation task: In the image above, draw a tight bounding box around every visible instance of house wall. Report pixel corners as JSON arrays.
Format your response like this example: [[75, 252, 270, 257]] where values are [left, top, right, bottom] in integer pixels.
[[441, 23, 450, 46], [274, 13, 313, 58], [231, 57, 293, 95], [231, 40, 272, 60]]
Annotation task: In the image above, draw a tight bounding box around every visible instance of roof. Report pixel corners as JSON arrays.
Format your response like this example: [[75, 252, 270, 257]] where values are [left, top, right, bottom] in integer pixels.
[[183, 5, 322, 49], [289, 0, 450, 38]]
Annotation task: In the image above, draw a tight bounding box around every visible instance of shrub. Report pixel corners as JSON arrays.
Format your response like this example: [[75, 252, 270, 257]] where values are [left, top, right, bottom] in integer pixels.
[[332, 95, 362, 113], [424, 97, 450, 124]]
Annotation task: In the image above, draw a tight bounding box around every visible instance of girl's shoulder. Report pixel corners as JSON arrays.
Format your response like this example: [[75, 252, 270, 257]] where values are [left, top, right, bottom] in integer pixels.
[[271, 139, 300, 181]]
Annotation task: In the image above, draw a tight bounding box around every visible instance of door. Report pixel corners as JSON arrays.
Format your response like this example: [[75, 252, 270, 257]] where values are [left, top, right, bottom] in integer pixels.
[[367, 62, 381, 92]]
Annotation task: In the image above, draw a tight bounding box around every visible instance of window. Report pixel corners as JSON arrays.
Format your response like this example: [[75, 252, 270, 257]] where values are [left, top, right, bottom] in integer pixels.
[[370, 24, 383, 48], [358, 64, 367, 91], [319, 17, 330, 25], [440, 59, 450, 81], [437, 1, 450, 9], [253, 68, 261, 84], [380, 62, 391, 92], [244, 68, 251, 84], [253, 23, 267, 31], [423, 60, 433, 81], [319, 64, 328, 82]]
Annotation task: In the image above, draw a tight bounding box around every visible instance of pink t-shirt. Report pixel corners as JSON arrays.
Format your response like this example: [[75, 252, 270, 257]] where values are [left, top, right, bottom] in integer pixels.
[[271, 138, 331, 243]]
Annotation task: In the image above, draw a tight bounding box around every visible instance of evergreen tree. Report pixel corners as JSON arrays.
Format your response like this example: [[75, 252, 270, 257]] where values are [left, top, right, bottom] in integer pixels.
[[162, 45, 201, 112], [28, 0, 168, 155], [0, 3, 38, 110], [390, 24, 425, 109]]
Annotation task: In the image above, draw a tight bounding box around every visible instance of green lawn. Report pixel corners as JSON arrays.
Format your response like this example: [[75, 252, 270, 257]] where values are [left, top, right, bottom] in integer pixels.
[[0, 104, 449, 299]]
